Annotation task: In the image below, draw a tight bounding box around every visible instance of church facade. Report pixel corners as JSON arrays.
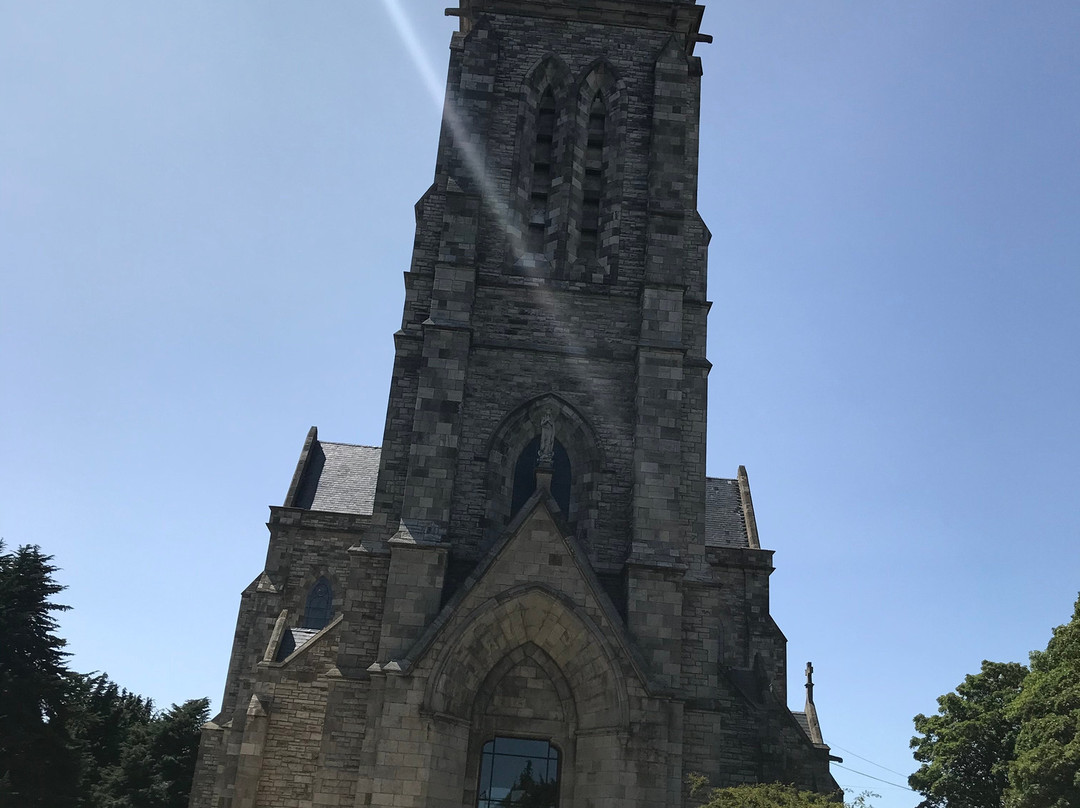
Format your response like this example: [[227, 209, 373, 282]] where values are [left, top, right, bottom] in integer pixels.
[[189, 1, 838, 806]]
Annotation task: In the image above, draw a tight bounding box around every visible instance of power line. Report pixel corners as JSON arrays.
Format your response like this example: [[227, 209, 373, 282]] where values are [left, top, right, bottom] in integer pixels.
[[834, 763, 915, 792], [829, 743, 912, 779]]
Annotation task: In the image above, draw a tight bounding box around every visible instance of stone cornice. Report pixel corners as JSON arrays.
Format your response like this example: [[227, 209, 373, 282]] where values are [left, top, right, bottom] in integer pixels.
[[452, 0, 708, 51]]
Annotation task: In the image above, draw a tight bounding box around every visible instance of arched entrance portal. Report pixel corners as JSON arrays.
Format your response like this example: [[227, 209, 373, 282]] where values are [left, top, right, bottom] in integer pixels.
[[423, 585, 631, 808]]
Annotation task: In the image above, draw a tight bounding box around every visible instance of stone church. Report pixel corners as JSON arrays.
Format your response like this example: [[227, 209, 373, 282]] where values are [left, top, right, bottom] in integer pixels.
[[190, 1, 839, 806]]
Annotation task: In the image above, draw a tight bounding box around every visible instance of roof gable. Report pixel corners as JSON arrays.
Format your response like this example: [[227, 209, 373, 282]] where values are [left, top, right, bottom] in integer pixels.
[[286, 428, 381, 515], [378, 490, 656, 710]]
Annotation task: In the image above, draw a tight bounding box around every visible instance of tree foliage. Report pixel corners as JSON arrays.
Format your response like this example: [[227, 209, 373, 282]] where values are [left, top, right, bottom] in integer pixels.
[[0, 542, 207, 808], [496, 760, 558, 808], [911, 594, 1080, 808], [909, 660, 1028, 808], [0, 541, 81, 807], [87, 695, 209, 808], [1005, 598, 1080, 808], [71, 674, 157, 804], [695, 784, 839, 808], [687, 774, 874, 808]]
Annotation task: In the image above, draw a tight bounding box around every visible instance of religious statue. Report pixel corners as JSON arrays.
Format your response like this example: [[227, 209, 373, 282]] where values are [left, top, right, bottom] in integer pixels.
[[538, 409, 555, 465]]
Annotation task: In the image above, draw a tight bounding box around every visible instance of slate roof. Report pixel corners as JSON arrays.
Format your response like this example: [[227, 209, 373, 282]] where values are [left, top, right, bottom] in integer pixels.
[[276, 626, 322, 662], [289, 627, 321, 649], [289, 437, 750, 549], [705, 477, 750, 548], [792, 711, 813, 739], [291, 441, 381, 515]]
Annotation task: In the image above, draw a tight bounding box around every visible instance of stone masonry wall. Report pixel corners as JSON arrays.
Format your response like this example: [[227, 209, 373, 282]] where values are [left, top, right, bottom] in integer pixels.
[[372, 13, 711, 574], [254, 631, 339, 808], [191, 2, 841, 804]]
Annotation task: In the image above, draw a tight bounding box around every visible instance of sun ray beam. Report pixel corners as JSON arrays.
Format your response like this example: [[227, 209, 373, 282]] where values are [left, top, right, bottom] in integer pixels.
[[377, 0, 612, 419]]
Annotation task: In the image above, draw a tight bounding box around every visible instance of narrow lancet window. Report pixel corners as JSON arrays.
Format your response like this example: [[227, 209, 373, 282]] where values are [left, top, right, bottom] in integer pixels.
[[579, 92, 606, 264], [528, 90, 557, 255], [302, 576, 333, 630]]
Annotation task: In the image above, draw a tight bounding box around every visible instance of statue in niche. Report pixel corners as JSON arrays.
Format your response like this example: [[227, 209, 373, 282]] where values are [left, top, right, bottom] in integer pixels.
[[537, 409, 555, 466]]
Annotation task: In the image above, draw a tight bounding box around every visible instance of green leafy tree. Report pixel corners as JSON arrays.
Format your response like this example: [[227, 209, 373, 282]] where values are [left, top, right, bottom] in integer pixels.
[[687, 775, 873, 808], [0, 542, 81, 807], [1005, 596, 1080, 808], [696, 784, 839, 807], [909, 660, 1028, 808]]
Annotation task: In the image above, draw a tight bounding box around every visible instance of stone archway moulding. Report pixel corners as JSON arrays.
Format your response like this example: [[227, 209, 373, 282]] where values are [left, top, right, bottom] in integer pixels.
[[484, 393, 605, 544], [423, 583, 630, 731], [483, 392, 605, 466]]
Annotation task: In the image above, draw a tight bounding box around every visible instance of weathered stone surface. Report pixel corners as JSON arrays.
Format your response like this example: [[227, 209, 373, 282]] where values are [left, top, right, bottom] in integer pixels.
[[190, 2, 838, 806]]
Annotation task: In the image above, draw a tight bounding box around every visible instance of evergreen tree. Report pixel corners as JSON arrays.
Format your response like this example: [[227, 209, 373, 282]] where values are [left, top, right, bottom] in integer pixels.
[[89, 695, 209, 808], [69, 674, 155, 807], [147, 698, 210, 808], [1005, 596, 1080, 808], [0, 542, 81, 807], [0, 543, 207, 808]]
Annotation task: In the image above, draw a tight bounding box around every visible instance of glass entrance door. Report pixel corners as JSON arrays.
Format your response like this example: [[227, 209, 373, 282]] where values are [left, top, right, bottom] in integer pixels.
[[476, 736, 560, 808]]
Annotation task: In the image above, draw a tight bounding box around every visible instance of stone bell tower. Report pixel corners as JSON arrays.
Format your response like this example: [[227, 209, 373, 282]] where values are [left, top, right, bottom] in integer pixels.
[[189, 2, 839, 806]]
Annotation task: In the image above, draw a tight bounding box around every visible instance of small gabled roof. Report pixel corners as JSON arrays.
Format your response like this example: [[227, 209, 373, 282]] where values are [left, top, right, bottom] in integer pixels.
[[705, 477, 749, 548], [275, 626, 321, 662], [389, 487, 656, 694], [792, 710, 813, 739], [285, 427, 380, 515]]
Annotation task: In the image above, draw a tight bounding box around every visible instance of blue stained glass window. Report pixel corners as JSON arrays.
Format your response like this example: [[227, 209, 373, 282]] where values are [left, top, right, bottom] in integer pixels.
[[476, 737, 560, 808], [302, 576, 333, 630]]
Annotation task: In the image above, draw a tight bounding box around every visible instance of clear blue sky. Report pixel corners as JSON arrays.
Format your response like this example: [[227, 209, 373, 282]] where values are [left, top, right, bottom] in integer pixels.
[[2, 2, 1078, 805]]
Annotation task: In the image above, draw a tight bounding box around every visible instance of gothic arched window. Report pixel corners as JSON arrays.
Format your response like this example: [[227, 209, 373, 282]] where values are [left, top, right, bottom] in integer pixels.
[[511, 436, 571, 517], [578, 92, 607, 264], [527, 90, 557, 255], [476, 737, 560, 808], [302, 576, 333, 630], [570, 62, 623, 283]]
